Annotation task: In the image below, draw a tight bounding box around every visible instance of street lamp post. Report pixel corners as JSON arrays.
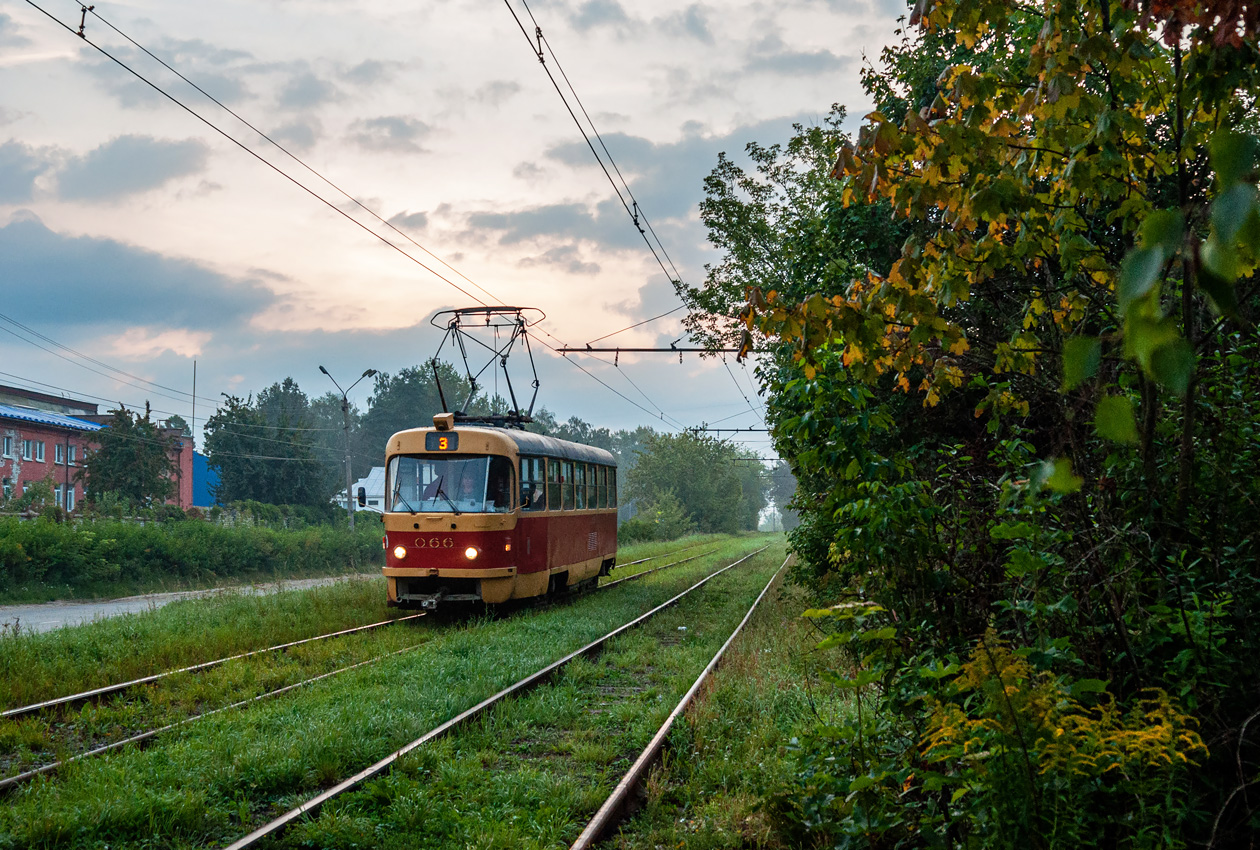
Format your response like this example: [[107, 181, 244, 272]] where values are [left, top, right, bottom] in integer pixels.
[[319, 366, 377, 530]]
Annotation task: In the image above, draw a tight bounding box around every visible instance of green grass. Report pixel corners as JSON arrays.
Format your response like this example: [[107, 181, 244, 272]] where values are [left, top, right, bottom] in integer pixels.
[[0, 533, 745, 712], [0, 537, 775, 850], [276, 541, 787, 849], [601, 574, 851, 850]]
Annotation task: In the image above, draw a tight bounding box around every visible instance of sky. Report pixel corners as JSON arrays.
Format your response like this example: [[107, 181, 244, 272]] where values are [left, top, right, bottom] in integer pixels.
[[0, 0, 907, 462]]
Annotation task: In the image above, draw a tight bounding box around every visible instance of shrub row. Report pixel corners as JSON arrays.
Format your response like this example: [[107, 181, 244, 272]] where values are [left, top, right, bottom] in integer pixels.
[[0, 516, 383, 599]]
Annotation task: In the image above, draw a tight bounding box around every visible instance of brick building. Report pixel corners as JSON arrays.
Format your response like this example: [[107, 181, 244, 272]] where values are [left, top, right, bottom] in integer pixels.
[[0, 385, 194, 511]]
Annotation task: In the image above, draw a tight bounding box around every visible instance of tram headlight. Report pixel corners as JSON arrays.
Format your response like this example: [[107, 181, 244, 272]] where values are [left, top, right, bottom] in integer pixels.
[[464, 546, 479, 560], [393, 545, 408, 561]]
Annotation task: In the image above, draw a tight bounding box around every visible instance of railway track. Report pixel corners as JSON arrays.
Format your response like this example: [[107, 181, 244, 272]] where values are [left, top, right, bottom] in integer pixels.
[[220, 544, 773, 849], [1, 540, 711, 723], [0, 541, 732, 792]]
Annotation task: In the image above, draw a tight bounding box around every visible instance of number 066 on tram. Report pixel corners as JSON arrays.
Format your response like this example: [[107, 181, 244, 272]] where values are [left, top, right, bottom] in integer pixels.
[[377, 413, 618, 609]]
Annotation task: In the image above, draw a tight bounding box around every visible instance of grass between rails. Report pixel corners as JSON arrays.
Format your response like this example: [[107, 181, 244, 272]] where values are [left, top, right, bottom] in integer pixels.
[[0, 620, 432, 783], [275, 543, 787, 850], [0, 533, 739, 713], [604, 576, 850, 850], [0, 536, 776, 850]]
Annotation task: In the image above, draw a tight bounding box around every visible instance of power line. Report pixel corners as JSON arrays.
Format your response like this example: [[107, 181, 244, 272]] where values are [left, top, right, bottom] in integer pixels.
[[84, 5, 506, 311], [502, 0, 686, 325], [23, 0, 489, 308], [26, 0, 698, 436], [0, 311, 218, 406]]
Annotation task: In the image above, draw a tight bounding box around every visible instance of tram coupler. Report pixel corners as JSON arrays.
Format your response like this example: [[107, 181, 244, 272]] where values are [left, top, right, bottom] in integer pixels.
[[419, 590, 446, 611]]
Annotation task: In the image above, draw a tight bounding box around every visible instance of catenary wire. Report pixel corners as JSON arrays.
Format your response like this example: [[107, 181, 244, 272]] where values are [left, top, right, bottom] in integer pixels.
[[25, 0, 695, 435], [23, 0, 489, 309], [84, 5, 506, 311]]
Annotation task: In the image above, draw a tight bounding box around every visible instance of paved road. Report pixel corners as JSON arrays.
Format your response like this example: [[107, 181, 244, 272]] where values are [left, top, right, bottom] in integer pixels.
[[0, 573, 381, 635]]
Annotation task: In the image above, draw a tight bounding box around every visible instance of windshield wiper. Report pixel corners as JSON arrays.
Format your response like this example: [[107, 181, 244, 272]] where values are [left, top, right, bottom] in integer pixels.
[[394, 487, 418, 515], [434, 477, 461, 516]]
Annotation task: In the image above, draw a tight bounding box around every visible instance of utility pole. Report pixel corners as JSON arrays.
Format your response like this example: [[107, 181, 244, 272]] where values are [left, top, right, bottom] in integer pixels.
[[319, 366, 377, 530]]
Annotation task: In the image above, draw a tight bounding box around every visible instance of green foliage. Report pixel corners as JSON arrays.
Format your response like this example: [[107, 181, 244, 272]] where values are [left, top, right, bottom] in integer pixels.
[[203, 379, 331, 507], [0, 514, 383, 602], [620, 490, 696, 543], [80, 405, 176, 507], [626, 432, 765, 534], [687, 0, 1260, 841]]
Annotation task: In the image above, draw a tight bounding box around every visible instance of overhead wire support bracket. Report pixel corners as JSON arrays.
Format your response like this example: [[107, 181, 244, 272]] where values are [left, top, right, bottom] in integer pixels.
[[687, 427, 769, 433], [558, 347, 741, 354], [77, 4, 92, 38]]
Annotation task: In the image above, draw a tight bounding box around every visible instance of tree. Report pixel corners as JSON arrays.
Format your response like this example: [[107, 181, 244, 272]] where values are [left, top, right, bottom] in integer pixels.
[[80, 404, 176, 507], [710, 0, 1260, 842], [626, 433, 764, 533], [354, 362, 474, 476], [203, 380, 330, 506]]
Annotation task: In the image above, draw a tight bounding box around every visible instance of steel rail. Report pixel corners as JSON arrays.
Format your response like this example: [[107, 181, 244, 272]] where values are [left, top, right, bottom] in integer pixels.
[[220, 545, 770, 850], [600, 549, 721, 590], [0, 642, 426, 793], [1, 613, 427, 721], [0, 544, 744, 790], [570, 554, 790, 849], [2, 540, 721, 721]]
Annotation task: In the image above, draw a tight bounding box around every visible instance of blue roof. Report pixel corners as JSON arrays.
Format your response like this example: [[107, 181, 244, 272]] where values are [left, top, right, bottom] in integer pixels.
[[0, 403, 103, 432]]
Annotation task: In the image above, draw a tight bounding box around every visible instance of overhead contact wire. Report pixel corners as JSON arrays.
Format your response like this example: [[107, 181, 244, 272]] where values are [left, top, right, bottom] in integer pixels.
[[23, 0, 488, 308], [85, 6, 506, 310]]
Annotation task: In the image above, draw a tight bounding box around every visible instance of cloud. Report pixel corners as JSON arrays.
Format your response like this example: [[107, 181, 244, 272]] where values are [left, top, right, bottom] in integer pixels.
[[89, 39, 253, 109], [519, 244, 601, 276], [270, 118, 322, 152], [571, 0, 634, 32], [0, 108, 19, 127], [512, 161, 547, 182], [107, 327, 213, 360], [474, 80, 522, 106], [0, 140, 49, 203], [387, 210, 428, 231], [746, 32, 850, 75], [659, 5, 714, 44], [0, 213, 275, 330], [277, 71, 342, 110], [0, 12, 30, 48], [342, 60, 395, 86], [467, 203, 598, 246], [56, 135, 209, 201], [348, 116, 431, 153]]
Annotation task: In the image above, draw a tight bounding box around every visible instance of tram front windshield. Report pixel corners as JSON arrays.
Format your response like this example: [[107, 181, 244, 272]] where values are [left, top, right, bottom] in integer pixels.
[[388, 454, 513, 513]]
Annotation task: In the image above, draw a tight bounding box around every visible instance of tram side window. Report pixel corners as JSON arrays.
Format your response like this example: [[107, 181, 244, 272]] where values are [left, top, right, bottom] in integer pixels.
[[521, 457, 545, 511], [561, 461, 575, 510], [547, 459, 561, 510], [609, 468, 617, 507], [488, 456, 515, 511], [575, 463, 587, 509], [596, 465, 607, 509]]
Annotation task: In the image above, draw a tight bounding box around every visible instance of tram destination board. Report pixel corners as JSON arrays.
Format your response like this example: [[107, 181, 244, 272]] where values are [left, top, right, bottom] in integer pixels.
[[425, 433, 458, 452]]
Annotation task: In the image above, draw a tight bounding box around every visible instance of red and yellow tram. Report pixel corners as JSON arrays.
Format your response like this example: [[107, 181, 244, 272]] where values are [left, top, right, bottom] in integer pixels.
[[378, 413, 617, 608]]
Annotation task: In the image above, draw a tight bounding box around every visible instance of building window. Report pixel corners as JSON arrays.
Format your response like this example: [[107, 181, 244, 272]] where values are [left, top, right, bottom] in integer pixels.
[[69, 445, 77, 465], [2, 436, 11, 458], [66, 487, 75, 512], [54, 484, 63, 505], [34, 441, 45, 463], [55, 444, 65, 465], [2, 477, 10, 499], [21, 439, 32, 460]]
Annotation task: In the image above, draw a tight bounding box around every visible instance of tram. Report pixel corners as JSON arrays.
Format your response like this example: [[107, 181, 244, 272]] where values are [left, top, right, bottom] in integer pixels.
[[368, 412, 618, 609]]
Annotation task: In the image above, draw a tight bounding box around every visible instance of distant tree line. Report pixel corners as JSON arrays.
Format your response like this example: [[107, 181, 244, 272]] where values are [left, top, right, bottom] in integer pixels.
[[197, 362, 778, 536]]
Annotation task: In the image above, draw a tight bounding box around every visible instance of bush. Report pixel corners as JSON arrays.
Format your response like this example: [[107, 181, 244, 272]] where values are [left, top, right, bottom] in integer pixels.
[[0, 515, 384, 601]]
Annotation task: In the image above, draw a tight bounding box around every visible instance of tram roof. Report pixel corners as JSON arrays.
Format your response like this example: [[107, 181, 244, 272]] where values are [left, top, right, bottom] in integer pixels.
[[390, 425, 616, 466], [498, 428, 616, 466]]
